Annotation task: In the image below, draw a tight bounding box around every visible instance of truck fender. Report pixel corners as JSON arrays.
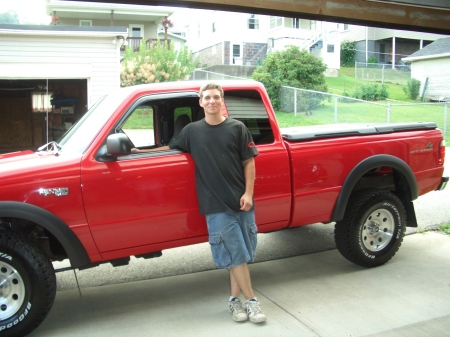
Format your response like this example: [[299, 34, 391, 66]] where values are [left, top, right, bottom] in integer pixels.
[[331, 155, 418, 222], [0, 201, 91, 269]]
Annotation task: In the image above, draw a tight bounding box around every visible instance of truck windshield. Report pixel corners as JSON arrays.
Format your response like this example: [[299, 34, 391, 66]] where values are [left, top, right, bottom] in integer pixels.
[[56, 91, 127, 154]]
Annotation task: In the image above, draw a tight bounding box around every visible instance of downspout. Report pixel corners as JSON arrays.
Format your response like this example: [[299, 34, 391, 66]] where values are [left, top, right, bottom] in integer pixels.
[[365, 26, 368, 63], [392, 36, 396, 69], [110, 10, 114, 26]]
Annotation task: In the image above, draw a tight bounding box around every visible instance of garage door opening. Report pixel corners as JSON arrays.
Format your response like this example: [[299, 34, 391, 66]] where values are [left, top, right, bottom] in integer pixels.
[[0, 79, 87, 154]]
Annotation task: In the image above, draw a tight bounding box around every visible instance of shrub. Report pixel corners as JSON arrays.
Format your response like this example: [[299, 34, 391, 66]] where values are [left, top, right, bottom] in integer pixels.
[[252, 45, 327, 111], [353, 83, 389, 101], [120, 40, 199, 87], [340, 40, 356, 67], [367, 56, 378, 64], [403, 78, 421, 100]]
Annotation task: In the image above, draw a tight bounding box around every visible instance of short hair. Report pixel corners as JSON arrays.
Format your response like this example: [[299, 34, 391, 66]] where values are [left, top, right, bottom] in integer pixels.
[[199, 83, 224, 99]]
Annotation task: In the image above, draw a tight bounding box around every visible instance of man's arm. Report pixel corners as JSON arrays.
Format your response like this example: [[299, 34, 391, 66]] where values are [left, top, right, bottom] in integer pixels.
[[240, 157, 256, 211], [131, 146, 170, 153]]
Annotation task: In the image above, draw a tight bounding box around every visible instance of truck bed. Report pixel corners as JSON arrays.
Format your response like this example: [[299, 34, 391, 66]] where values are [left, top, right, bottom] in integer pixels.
[[281, 122, 438, 141]]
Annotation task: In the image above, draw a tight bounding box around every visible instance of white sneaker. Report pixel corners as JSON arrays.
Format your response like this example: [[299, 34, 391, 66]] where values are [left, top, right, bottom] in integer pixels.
[[245, 299, 266, 324], [228, 298, 248, 322]]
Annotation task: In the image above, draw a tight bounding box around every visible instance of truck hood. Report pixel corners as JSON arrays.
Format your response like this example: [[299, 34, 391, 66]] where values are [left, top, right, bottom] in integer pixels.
[[0, 150, 83, 187]]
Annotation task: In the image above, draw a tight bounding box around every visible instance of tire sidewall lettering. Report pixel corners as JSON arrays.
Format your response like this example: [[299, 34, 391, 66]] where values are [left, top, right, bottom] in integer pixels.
[[0, 252, 12, 260], [0, 245, 34, 333]]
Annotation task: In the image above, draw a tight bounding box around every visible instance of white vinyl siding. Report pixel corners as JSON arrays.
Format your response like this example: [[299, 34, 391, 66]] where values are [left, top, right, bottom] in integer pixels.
[[411, 57, 450, 99], [0, 34, 120, 107]]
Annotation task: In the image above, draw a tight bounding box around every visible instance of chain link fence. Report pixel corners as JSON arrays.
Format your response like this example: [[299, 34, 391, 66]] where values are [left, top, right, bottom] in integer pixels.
[[280, 86, 448, 142], [189, 70, 448, 142], [354, 62, 411, 86]]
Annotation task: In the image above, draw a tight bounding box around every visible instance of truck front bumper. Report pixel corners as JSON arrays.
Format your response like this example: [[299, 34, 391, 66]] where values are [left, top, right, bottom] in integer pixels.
[[436, 176, 449, 191]]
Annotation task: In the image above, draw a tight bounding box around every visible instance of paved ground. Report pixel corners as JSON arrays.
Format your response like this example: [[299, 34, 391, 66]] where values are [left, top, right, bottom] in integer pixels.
[[30, 232, 450, 337]]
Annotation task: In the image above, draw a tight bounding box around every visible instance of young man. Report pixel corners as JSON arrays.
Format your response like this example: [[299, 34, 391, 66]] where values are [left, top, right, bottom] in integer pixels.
[[132, 83, 266, 323]]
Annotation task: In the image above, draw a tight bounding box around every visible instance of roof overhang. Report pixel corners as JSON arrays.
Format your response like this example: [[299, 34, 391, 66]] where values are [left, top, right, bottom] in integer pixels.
[[71, 0, 450, 35], [403, 52, 450, 62], [47, 0, 174, 23], [0, 24, 128, 38]]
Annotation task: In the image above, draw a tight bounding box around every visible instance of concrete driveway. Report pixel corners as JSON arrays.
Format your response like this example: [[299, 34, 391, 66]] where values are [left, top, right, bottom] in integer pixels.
[[31, 232, 450, 337]]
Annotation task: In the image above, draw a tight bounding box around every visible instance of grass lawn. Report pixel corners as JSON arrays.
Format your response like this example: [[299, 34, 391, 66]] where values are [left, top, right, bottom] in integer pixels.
[[277, 67, 449, 143], [326, 67, 413, 101]]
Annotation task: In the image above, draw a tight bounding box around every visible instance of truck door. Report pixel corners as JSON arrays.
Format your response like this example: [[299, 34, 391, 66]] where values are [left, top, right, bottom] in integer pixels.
[[80, 93, 205, 254]]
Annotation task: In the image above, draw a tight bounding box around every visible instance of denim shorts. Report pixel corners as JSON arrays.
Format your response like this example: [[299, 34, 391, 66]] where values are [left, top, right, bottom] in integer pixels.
[[205, 211, 258, 269]]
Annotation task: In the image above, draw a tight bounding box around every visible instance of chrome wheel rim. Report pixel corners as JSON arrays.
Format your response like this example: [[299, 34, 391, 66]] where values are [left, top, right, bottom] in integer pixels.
[[362, 208, 395, 252], [0, 261, 26, 320]]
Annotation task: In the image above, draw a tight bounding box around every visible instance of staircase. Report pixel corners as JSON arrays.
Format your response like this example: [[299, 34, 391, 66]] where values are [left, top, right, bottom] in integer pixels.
[[300, 31, 324, 53]]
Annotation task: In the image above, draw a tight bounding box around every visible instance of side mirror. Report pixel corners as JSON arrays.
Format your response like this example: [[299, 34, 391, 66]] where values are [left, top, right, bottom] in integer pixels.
[[106, 133, 133, 157]]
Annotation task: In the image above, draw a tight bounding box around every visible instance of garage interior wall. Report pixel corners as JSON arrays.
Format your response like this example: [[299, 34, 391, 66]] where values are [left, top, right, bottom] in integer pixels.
[[0, 79, 87, 153]]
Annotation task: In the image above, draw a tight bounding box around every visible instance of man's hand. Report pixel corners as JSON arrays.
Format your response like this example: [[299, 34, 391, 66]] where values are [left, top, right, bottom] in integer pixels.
[[240, 192, 253, 211]]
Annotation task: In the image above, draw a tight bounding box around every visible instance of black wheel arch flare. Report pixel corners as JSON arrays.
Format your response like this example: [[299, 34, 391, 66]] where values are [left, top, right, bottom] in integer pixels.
[[0, 201, 91, 269], [332, 155, 418, 222]]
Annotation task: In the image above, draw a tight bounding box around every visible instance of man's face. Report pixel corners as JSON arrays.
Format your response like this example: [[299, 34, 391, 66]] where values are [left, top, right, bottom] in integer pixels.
[[199, 89, 223, 116]]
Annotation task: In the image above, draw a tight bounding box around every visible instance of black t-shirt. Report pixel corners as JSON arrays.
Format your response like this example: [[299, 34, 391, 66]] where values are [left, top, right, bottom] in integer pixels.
[[169, 118, 258, 215]]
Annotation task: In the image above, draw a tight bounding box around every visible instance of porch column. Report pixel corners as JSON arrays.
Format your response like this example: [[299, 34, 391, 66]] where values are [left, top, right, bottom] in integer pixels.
[[392, 36, 396, 68]]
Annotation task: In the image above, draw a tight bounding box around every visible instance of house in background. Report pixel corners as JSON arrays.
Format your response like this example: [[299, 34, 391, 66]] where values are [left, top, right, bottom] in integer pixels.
[[402, 37, 450, 101], [340, 25, 447, 67], [181, 10, 341, 76], [267, 16, 341, 76], [46, 0, 178, 51]]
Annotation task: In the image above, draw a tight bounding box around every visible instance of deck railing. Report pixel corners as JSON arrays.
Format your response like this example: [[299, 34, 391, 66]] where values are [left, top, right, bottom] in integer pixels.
[[120, 37, 171, 52]]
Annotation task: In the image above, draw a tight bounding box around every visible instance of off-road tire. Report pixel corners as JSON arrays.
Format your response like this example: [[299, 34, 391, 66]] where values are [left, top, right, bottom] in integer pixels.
[[0, 231, 56, 337], [334, 189, 407, 268]]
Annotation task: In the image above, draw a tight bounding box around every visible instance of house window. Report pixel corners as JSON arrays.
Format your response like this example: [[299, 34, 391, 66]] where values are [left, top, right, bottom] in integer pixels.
[[233, 44, 241, 58], [292, 18, 300, 29], [327, 44, 335, 53], [129, 25, 143, 37], [248, 14, 259, 29], [32, 92, 53, 112], [270, 16, 282, 29], [232, 44, 241, 64], [79, 20, 92, 26]]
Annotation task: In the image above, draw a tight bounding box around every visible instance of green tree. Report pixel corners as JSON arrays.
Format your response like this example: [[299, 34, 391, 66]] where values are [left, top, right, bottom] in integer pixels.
[[252, 45, 327, 111], [120, 40, 199, 87], [0, 11, 19, 24], [340, 40, 356, 67]]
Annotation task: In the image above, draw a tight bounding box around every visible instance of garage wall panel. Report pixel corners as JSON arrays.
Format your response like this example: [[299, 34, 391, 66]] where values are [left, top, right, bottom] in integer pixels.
[[411, 57, 450, 99], [0, 35, 121, 107]]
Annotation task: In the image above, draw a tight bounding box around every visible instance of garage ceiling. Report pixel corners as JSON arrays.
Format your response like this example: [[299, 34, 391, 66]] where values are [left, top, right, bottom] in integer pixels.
[[73, 0, 450, 35]]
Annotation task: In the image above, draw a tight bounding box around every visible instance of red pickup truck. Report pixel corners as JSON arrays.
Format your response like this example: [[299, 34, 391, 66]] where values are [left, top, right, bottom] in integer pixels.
[[0, 80, 448, 336]]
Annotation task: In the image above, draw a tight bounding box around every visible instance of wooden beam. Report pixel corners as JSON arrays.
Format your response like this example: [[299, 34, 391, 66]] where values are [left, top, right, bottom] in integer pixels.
[[76, 0, 450, 34]]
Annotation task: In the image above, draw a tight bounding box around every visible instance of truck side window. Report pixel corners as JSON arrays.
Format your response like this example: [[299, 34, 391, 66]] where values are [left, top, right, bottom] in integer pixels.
[[224, 91, 274, 145], [121, 104, 155, 147]]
